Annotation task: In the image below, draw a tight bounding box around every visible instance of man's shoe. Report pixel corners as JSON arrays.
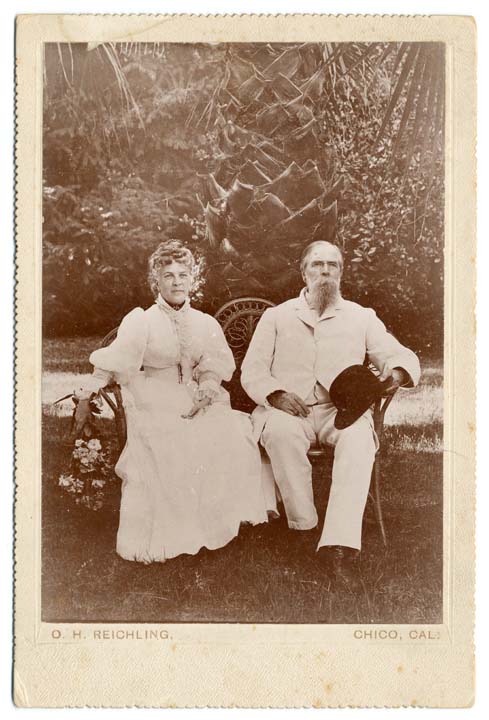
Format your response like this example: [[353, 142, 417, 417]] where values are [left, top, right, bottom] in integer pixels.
[[318, 545, 363, 593]]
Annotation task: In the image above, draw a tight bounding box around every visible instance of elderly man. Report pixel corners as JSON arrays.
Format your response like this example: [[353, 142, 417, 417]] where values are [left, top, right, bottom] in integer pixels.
[[241, 241, 420, 584]]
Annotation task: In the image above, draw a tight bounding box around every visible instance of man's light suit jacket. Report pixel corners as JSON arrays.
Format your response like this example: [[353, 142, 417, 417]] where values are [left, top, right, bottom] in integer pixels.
[[241, 291, 421, 440]]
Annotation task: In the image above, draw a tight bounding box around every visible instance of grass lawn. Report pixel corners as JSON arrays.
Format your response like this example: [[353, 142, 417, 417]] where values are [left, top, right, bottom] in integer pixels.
[[41, 337, 443, 624]]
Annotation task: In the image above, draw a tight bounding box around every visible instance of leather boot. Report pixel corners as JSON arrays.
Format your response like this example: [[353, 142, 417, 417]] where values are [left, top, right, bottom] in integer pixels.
[[318, 545, 363, 593]]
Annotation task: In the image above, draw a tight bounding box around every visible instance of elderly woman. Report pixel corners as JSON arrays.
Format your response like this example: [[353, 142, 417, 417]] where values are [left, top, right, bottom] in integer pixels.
[[85, 239, 270, 563]]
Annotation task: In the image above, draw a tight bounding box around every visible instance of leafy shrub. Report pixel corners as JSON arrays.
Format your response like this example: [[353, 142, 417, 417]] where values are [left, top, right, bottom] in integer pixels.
[[42, 43, 444, 356]]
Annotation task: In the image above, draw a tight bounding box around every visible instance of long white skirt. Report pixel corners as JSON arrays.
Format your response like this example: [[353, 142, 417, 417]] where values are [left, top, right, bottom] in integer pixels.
[[114, 373, 270, 563]]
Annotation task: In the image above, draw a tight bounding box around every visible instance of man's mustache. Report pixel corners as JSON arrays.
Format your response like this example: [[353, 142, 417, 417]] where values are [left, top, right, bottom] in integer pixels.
[[312, 276, 338, 289]]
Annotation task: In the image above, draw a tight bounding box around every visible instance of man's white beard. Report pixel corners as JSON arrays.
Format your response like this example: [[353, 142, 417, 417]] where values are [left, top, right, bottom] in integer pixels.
[[310, 278, 340, 315]]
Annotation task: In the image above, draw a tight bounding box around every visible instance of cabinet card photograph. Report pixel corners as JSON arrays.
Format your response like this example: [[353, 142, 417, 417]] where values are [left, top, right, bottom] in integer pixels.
[[14, 13, 476, 708]]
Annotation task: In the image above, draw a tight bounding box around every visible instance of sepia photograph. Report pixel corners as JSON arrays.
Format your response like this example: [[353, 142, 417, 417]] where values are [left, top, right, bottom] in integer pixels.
[[13, 9, 480, 707], [40, 39, 446, 626]]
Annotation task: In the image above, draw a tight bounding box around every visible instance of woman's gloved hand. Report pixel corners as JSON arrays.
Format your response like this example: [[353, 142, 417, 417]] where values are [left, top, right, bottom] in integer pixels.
[[181, 395, 213, 419], [181, 380, 219, 419]]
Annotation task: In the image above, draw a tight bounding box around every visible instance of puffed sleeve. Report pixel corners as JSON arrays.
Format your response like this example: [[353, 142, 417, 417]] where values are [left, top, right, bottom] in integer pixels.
[[89, 308, 148, 386], [365, 309, 421, 387], [194, 314, 235, 388]]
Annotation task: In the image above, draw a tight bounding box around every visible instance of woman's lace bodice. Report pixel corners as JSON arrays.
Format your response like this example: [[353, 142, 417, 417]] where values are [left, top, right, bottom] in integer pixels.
[[89, 301, 235, 388]]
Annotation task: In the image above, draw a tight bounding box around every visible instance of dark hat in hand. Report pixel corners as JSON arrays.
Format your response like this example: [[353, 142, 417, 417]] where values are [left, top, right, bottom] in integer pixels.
[[329, 365, 392, 430]]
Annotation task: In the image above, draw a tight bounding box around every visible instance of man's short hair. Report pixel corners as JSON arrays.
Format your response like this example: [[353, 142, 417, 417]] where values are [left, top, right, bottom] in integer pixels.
[[300, 241, 343, 274]]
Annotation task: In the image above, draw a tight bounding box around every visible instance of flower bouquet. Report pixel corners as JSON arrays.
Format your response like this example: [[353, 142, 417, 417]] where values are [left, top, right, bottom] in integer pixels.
[[58, 437, 113, 510]]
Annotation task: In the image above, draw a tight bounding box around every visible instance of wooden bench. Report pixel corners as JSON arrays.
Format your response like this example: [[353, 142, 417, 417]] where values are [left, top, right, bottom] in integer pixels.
[[98, 297, 396, 546]]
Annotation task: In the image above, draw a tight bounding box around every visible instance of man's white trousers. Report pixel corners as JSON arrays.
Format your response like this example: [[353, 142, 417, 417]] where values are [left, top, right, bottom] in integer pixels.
[[260, 404, 378, 550]]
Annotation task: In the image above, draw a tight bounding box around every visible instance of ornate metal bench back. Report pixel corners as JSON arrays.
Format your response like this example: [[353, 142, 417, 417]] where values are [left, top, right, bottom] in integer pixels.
[[214, 297, 276, 412], [101, 327, 118, 349], [214, 297, 275, 363]]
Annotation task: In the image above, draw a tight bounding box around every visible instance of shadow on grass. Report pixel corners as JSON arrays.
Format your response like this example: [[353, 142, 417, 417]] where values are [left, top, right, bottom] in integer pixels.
[[41, 414, 442, 625]]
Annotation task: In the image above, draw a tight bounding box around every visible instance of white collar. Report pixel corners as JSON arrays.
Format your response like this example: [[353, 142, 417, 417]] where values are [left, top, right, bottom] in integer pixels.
[[156, 293, 190, 314]]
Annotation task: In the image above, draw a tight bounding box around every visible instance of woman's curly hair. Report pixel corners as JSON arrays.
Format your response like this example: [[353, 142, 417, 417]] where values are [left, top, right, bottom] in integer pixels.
[[148, 240, 195, 298]]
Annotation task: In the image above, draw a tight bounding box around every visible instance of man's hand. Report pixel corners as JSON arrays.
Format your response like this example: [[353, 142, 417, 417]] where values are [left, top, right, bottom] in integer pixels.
[[267, 390, 310, 417], [181, 396, 212, 419], [378, 365, 409, 396]]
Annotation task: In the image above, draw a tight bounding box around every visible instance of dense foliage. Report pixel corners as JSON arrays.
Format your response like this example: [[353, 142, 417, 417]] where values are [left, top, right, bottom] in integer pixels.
[[322, 63, 444, 352], [43, 42, 444, 354]]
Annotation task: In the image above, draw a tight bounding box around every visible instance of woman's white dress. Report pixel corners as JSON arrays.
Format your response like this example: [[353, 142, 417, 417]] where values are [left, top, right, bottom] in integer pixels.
[[89, 299, 271, 563]]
